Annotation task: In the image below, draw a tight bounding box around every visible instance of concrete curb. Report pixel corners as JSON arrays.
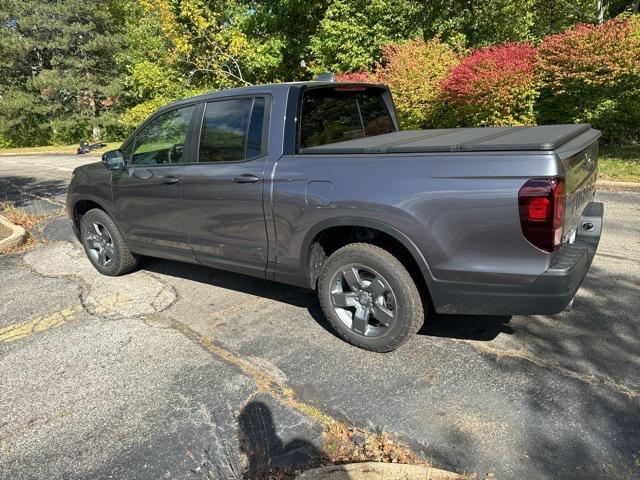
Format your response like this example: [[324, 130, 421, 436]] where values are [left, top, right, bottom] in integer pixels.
[[297, 463, 466, 480], [597, 180, 640, 192], [0, 214, 26, 253]]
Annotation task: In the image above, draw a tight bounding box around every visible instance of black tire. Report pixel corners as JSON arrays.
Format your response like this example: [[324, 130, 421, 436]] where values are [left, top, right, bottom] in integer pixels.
[[317, 243, 424, 352], [80, 208, 138, 276]]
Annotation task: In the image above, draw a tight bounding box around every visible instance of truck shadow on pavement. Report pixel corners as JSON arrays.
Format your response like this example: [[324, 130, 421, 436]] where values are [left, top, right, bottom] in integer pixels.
[[418, 313, 513, 341], [139, 256, 512, 343]]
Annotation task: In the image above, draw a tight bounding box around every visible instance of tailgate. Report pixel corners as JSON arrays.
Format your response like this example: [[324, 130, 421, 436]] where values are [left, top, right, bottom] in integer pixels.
[[560, 140, 598, 243]]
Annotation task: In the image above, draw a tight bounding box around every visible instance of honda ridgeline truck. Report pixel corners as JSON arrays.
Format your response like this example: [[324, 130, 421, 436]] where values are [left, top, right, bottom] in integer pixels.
[[67, 81, 603, 351]]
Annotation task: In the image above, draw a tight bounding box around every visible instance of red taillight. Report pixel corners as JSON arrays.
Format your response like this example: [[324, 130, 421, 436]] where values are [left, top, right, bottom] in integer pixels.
[[528, 197, 550, 221], [518, 177, 565, 252]]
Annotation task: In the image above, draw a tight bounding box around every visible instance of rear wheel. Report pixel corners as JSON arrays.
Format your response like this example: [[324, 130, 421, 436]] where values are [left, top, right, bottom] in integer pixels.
[[318, 243, 424, 352], [80, 208, 137, 276]]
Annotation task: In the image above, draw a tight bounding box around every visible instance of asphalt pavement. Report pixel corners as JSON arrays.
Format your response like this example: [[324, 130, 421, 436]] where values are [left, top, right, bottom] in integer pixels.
[[0, 154, 638, 479]]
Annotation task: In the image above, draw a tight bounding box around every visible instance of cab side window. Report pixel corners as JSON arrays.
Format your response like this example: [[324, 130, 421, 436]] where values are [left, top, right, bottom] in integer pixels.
[[132, 105, 195, 165], [198, 97, 266, 163]]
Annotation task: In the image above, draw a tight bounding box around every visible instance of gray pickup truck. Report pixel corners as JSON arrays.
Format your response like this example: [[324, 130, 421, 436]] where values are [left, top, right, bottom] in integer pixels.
[[67, 81, 603, 351]]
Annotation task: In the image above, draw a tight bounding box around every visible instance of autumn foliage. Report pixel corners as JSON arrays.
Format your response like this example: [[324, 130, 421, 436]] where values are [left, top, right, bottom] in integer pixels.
[[537, 16, 640, 141], [337, 15, 640, 141], [336, 70, 377, 83], [441, 43, 538, 127], [339, 38, 460, 129], [376, 38, 460, 129]]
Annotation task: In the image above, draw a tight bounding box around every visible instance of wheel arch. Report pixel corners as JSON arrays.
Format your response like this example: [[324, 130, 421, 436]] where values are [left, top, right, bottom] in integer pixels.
[[301, 217, 435, 290], [70, 196, 115, 239]]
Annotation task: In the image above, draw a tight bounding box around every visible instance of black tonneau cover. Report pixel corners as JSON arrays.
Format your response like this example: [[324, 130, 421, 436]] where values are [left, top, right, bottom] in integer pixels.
[[299, 124, 595, 154]]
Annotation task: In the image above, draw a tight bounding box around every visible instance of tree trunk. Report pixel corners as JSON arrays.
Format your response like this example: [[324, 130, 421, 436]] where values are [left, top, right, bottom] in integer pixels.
[[595, 0, 604, 24], [88, 94, 100, 142]]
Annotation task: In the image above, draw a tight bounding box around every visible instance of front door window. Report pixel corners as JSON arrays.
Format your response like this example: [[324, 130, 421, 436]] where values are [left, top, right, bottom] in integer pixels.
[[132, 106, 195, 165]]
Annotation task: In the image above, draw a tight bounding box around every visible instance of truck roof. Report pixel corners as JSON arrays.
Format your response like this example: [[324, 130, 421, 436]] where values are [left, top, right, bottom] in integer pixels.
[[162, 81, 386, 110]]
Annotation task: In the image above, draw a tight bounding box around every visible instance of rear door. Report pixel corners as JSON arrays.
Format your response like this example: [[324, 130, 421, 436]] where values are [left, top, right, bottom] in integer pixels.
[[182, 96, 270, 277], [112, 104, 196, 257]]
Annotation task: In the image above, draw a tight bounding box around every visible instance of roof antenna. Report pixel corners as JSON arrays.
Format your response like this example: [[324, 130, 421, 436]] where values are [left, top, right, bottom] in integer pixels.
[[313, 72, 335, 82]]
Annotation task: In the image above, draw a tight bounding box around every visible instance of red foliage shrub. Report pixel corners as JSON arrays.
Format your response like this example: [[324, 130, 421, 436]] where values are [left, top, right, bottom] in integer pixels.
[[441, 42, 539, 127], [335, 70, 376, 83]]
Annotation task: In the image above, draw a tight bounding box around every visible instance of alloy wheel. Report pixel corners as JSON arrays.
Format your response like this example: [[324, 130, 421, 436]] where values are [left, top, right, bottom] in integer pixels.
[[330, 265, 397, 337], [85, 222, 115, 267]]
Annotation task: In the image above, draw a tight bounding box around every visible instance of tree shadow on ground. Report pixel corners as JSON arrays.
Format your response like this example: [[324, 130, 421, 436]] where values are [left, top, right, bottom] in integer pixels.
[[0, 175, 68, 201], [0, 175, 68, 216], [476, 261, 640, 478]]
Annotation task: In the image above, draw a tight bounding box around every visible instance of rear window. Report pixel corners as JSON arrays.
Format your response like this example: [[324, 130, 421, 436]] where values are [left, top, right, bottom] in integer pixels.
[[299, 86, 395, 149]]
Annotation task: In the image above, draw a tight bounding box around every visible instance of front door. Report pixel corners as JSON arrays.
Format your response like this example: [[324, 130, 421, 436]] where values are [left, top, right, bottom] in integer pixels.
[[112, 104, 196, 258], [181, 96, 269, 277]]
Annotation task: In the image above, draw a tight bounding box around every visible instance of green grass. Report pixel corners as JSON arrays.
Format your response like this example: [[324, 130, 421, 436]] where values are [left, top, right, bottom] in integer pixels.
[[599, 143, 640, 183], [0, 142, 121, 156]]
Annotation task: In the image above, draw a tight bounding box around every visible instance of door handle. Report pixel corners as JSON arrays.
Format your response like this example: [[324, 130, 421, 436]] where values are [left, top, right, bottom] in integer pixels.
[[233, 174, 259, 184], [160, 175, 180, 185]]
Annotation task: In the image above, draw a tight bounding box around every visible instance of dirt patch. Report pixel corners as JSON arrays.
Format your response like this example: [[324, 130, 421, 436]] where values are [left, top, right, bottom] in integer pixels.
[[0, 201, 49, 231], [322, 424, 420, 465], [0, 201, 51, 252]]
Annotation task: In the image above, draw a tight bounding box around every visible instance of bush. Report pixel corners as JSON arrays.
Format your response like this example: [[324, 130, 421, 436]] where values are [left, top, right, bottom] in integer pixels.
[[375, 37, 460, 129], [537, 15, 640, 142], [335, 70, 377, 83], [441, 42, 539, 127]]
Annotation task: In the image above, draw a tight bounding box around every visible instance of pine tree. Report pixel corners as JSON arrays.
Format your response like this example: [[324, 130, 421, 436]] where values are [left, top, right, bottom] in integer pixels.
[[0, 0, 124, 146]]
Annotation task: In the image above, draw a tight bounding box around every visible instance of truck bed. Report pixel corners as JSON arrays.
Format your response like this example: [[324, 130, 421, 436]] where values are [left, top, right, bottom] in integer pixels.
[[299, 124, 596, 154]]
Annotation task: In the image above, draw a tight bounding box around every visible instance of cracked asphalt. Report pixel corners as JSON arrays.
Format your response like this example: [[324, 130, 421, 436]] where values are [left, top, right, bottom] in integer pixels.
[[0, 154, 639, 479]]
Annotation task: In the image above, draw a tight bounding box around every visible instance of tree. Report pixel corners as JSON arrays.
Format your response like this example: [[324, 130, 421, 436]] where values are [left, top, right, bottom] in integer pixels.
[[0, 0, 125, 146], [119, 0, 284, 129], [420, 0, 597, 47], [307, 0, 424, 73], [241, 0, 332, 80]]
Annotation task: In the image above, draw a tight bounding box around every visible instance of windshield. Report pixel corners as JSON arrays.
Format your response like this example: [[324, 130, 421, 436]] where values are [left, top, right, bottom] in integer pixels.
[[299, 86, 396, 149]]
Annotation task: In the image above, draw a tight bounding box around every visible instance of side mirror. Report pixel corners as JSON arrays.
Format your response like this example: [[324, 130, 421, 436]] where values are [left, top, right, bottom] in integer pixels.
[[102, 149, 126, 170]]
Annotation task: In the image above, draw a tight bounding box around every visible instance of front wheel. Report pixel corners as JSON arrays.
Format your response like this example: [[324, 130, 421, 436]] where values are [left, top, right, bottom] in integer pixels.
[[317, 243, 424, 352], [80, 208, 138, 276]]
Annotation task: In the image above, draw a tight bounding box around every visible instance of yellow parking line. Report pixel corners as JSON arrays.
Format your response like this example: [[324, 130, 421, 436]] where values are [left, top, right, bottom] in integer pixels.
[[0, 305, 82, 343]]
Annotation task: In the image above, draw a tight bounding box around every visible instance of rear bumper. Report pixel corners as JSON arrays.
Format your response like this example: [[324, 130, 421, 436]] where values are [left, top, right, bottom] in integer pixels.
[[430, 201, 603, 316]]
